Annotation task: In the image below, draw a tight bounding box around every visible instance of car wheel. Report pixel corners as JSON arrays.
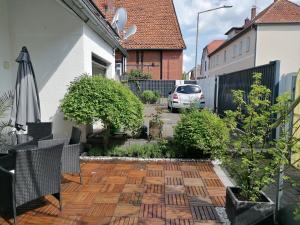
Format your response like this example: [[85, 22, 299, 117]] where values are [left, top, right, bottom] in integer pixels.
[[171, 107, 177, 113]]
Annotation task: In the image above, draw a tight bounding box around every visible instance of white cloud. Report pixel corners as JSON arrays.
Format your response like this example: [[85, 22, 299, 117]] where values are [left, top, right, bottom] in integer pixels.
[[174, 0, 300, 71]]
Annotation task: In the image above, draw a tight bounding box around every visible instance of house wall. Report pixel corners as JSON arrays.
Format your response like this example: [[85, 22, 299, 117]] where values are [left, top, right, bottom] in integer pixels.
[[0, 0, 116, 140], [83, 24, 115, 79], [126, 50, 183, 80], [200, 48, 209, 78], [208, 29, 256, 77], [162, 50, 183, 80], [256, 24, 300, 93]]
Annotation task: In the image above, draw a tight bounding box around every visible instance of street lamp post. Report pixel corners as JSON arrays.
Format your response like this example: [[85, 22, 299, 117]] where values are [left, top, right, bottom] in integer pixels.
[[194, 5, 232, 78]]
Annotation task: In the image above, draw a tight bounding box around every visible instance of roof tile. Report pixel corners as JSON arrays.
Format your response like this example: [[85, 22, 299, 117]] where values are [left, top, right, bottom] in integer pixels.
[[92, 0, 186, 49]]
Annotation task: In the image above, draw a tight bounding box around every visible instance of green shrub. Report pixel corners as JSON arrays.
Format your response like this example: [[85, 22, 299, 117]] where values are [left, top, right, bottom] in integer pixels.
[[174, 109, 229, 158], [88, 141, 173, 158], [128, 69, 152, 80], [141, 90, 160, 104], [60, 75, 144, 135]]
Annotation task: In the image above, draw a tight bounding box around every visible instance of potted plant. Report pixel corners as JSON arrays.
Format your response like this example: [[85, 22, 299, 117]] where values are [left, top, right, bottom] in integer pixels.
[[149, 107, 163, 140], [221, 73, 291, 225]]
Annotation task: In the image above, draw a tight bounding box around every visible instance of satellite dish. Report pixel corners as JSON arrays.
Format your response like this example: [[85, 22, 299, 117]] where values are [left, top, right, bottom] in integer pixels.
[[112, 8, 127, 33], [124, 25, 137, 40]]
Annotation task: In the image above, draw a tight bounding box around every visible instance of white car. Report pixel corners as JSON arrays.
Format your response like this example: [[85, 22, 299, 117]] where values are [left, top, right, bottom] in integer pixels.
[[167, 84, 205, 112]]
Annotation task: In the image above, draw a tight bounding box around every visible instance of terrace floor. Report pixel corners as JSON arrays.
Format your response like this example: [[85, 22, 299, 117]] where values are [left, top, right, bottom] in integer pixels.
[[0, 160, 226, 225]]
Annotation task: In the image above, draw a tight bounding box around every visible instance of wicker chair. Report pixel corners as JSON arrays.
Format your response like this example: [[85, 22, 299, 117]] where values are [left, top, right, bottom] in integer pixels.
[[27, 122, 53, 143], [38, 133, 82, 183], [0, 144, 64, 225]]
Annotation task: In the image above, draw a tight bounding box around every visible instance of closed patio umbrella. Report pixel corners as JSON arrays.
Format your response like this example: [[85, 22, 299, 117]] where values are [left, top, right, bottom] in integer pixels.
[[10, 46, 41, 131]]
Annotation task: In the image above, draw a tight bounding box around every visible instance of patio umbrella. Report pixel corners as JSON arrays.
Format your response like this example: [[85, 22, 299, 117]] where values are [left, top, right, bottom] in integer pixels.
[[10, 46, 41, 131]]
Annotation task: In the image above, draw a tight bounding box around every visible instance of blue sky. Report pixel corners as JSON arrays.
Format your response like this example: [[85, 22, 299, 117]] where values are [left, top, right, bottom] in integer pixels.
[[173, 0, 300, 72]]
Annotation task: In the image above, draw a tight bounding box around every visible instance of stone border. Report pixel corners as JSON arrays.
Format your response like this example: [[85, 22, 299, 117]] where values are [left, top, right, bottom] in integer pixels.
[[80, 155, 211, 162]]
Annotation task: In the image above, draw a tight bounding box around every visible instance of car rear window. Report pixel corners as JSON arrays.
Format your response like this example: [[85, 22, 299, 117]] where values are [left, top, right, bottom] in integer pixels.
[[176, 85, 201, 94]]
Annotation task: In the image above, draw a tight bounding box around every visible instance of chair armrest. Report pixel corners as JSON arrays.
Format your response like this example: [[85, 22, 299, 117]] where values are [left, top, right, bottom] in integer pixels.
[[38, 138, 69, 148], [61, 143, 81, 174]]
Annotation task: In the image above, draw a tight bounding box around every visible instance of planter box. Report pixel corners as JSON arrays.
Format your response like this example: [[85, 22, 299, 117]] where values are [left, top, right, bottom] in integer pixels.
[[226, 187, 275, 225]]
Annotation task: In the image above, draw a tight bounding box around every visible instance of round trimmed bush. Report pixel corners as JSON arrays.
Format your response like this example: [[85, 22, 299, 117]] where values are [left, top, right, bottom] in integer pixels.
[[141, 90, 160, 104], [60, 75, 144, 133], [174, 109, 229, 158]]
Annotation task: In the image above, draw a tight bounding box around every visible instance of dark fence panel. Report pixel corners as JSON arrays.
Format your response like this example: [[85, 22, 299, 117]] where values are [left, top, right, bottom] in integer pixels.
[[127, 80, 176, 98], [217, 61, 279, 116]]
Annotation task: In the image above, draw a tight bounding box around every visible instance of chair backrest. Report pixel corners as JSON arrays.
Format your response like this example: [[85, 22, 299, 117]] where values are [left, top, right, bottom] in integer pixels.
[[69, 127, 81, 145], [38, 138, 69, 149], [27, 122, 52, 141], [14, 144, 64, 207]]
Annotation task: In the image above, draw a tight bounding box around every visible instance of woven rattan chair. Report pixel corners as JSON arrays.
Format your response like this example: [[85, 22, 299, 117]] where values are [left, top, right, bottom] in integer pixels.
[[38, 134, 82, 183], [27, 122, 53, 143], [0, 144, 64, 225]]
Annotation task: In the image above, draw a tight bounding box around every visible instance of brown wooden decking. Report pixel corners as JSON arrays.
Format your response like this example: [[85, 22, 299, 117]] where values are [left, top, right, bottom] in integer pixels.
[[0, 161, 225, 225]]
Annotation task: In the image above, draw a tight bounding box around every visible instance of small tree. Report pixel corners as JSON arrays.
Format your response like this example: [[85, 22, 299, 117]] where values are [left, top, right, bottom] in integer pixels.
[[222, 73, 291, 201], [127, 69, 152, 80], [60, 75, 144, 145]]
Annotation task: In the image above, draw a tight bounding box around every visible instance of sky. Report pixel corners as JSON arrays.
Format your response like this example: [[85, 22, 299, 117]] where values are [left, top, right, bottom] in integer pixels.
[[173, 0, 300, 72]]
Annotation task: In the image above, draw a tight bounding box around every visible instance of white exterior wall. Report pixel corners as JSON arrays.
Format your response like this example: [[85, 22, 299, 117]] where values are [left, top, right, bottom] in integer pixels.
[[208, 29, 256, 77], [83, 24, 115, 79], [256, 24, 300, 94], [0, 0, 116, 140]]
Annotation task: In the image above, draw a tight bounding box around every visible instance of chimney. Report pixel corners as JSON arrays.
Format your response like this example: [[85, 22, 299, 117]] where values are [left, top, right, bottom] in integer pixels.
[[251, 6, 256, 20], [244, 18, 251, 26]]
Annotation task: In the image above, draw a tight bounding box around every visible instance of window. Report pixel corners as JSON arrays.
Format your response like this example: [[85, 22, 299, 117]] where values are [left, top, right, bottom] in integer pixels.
[[216, 55, 219, 65], [176, 85, 201, 94], [246, 37, 250, 52], [224, 50, 227, 63], [92, 54, 108, 76], [205, 61, 207, 71], [233, 45, 237, 58], [115, 63, 122, 77], [239, 40, 243, 55]]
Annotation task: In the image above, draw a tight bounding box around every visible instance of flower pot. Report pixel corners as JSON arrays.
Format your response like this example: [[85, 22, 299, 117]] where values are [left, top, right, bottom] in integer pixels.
[[225, 187, 275, 225]]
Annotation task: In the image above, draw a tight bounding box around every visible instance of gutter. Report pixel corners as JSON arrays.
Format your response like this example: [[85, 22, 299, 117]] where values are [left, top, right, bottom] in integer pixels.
[[61, 0, 128, 57]]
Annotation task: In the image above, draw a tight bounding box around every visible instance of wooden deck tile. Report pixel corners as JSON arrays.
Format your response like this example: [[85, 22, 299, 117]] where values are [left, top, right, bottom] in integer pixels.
[[147, 170, 164, 177], [110, 217, 138, 225], [203, 179, 224, 188], [3, 161, 226, 225], [145, 184, 165, 194], [191, 206, 219, 221], [165, 206, 193, 219], [142, 193, 165, 204], [166, 218, 195, 225], [139, 204, 166, 219], [165, 194, 188, 206], [87, 204, 116, 217], [165, 185, 185, 194], [119, 193, 143, 205]]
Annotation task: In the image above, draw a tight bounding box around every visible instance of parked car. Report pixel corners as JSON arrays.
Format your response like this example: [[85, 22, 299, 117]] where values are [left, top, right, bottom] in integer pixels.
[[167, 84, 205, 112]]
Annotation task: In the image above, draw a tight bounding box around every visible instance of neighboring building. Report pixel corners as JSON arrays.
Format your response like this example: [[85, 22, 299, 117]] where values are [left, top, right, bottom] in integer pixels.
[[207, 0, 300, 83], [0, 0, 126, 138], [93, 0, 186, 80], [188, 65, 201, 80], [200, 40, 225, 79]]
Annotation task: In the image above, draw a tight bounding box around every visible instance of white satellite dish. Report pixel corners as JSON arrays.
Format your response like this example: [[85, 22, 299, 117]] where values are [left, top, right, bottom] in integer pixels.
[[112, 8, 127, 33], [124, 25, 137, 40]]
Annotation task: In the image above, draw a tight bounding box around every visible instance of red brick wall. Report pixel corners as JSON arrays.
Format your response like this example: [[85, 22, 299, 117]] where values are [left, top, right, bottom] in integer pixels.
[[126, 50, 183, 80], [162, 50, 183, 80]]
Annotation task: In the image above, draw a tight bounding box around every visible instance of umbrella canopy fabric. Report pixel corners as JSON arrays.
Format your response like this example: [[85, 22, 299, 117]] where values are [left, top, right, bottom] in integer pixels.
[[10, 47, 41, 131]]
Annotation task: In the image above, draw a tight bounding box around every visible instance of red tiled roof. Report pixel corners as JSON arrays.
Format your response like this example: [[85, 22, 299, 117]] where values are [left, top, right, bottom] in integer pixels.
[[209, 0, 300, 56], [254, 0, 300, 24], [92, 0, 186, 50], [206, 40, 225, 55]]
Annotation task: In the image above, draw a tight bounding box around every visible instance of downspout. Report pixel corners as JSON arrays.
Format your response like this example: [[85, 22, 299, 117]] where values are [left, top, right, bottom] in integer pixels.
[[254, 24, 258, 67], [160, 51, 163, 80]]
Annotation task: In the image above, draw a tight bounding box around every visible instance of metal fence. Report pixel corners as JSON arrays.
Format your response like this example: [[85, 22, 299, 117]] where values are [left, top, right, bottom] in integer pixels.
[[217, 61, 279, 116], [126, 80, 176, 98]]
